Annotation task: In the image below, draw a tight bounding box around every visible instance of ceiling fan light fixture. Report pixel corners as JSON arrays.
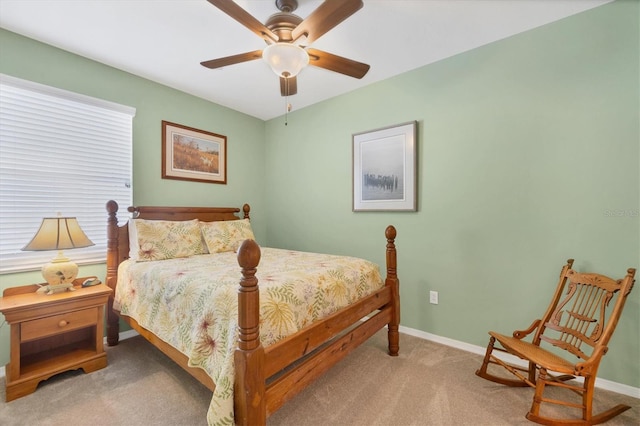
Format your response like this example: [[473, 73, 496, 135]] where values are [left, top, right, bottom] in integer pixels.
[[262, 43, 309, 78]]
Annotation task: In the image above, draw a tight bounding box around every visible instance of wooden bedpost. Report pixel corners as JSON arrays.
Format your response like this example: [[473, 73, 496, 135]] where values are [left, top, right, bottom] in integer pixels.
[[105, 200, 120, 346], [385, 225, 400, 356], [242, 203, 251, 219], [235, 239, 265, 425]]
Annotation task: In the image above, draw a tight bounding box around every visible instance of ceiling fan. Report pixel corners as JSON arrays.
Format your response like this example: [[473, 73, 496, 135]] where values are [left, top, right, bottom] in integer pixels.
[[201, 0, 370, 97]]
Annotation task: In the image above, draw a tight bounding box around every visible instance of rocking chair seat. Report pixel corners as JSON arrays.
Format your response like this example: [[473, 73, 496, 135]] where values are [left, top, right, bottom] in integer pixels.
[[490, 331, 575, 375]]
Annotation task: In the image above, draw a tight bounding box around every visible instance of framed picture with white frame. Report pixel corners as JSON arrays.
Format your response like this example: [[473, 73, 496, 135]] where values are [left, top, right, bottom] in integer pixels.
[[352, 121, 417, 212]]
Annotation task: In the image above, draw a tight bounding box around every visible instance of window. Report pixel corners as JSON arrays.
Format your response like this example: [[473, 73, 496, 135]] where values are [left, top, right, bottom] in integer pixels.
[[0, 74, 135, 273]]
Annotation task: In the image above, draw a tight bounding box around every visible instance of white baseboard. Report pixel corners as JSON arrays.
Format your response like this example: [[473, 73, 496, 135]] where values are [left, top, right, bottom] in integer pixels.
[[2, 327, 638, 400], [399, 324, 640, 399]]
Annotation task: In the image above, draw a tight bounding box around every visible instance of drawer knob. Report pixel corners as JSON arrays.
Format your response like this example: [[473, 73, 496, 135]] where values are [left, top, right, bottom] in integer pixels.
[[58, 320, 69, 328]]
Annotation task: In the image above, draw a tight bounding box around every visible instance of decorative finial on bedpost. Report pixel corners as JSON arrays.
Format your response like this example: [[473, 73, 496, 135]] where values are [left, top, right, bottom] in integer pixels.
[[238, 239, 260, 274], [242, 204, 251, 219], [385, 225, 397, 241], [384, 225, 400, 356], [106, 200, 118, 215]]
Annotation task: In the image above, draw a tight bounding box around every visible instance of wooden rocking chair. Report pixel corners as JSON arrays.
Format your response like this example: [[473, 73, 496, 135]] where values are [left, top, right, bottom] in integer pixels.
[[475, 259, 636, 425]]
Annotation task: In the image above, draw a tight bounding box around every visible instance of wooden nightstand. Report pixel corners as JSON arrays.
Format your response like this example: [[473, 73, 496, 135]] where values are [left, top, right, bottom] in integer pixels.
[[0, 278, 112, 401]]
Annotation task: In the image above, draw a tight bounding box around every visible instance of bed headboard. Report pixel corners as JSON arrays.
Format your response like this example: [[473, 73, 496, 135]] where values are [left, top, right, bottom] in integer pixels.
[[105, 200, 250, 285], [106, 200, 249, 265]]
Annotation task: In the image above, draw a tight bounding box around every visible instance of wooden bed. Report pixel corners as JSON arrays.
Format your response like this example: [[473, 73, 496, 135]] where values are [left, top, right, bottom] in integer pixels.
[[104, 200, 400, 425]]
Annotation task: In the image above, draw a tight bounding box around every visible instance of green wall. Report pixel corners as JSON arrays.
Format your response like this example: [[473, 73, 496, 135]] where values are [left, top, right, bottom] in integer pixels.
[[0, 29, 266, 363], [264, 1, 639, 388], [0, 0, 638, 391]]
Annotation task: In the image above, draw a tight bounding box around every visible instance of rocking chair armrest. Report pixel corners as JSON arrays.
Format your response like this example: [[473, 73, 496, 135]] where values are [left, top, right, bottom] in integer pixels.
[[513, 319, 541, 339], [574, 346, 608, 376]]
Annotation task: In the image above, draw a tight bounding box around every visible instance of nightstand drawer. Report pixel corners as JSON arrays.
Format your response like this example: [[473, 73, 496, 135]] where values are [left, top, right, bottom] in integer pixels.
[[21, 308, 98, 342]]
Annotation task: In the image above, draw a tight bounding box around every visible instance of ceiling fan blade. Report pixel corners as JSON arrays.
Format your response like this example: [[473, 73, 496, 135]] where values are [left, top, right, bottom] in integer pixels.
[[291, 0, 363, 44], [200, 50, 263, 69], [306, 48, 369, 79], [207, 0, 278, 43], [280, 76, 298, 96]]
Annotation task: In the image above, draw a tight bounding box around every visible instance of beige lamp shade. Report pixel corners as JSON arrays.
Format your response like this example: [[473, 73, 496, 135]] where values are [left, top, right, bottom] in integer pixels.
[[22, 217, 94, 294], [23, 217, 94, 251]]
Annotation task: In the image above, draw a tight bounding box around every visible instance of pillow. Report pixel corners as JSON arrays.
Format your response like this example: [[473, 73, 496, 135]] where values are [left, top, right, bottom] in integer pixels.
[[130, 218, 206, 261], [200, 219, 255, 253]]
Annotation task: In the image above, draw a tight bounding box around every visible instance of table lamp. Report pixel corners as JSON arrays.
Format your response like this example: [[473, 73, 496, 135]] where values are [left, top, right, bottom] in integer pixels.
[[22, 216, 94, 295]]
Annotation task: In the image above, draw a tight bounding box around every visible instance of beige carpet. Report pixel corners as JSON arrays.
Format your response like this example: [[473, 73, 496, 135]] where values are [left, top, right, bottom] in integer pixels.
[[1, 331, 638, 425]]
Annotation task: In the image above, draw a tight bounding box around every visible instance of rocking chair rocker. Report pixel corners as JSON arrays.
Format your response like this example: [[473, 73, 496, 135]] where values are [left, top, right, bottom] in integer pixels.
[[475, 259, 636, 425]]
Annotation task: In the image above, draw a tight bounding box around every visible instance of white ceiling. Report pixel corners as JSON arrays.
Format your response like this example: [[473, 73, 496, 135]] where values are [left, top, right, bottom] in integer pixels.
[[0, 0, 612, 121]]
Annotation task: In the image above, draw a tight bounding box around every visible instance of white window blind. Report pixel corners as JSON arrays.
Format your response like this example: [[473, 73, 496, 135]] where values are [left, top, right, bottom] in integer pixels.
[[0, 74, 135, 273]]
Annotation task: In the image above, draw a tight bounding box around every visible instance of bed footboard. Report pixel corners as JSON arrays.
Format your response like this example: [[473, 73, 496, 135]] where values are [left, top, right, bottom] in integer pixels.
[[234, 225, 399, 425]]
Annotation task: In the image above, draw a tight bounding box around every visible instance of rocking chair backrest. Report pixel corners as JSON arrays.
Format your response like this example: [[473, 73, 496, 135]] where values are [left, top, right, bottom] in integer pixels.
[[533, 260, 636, 364]]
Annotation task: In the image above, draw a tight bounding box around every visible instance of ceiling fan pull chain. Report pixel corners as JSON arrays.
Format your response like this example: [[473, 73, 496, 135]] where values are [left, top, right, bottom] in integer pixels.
[[285, 97, 290, 126]]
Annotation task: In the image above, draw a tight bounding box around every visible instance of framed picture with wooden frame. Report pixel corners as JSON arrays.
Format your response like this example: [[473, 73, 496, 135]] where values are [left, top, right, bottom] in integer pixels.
[[352, 121, 417, 212], [161, 120, 227, 184]]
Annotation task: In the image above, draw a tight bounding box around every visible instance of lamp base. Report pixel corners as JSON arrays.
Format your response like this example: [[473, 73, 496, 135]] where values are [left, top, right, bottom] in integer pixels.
[[38, 252, 79, 295]]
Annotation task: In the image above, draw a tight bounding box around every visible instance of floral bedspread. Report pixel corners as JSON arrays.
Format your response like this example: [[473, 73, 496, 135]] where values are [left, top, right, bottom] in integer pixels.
[[114, 247, 384, 425]]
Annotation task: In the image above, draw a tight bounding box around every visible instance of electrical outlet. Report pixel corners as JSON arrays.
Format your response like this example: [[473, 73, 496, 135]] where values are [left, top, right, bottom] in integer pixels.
[[429, 290, 439, 305]]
